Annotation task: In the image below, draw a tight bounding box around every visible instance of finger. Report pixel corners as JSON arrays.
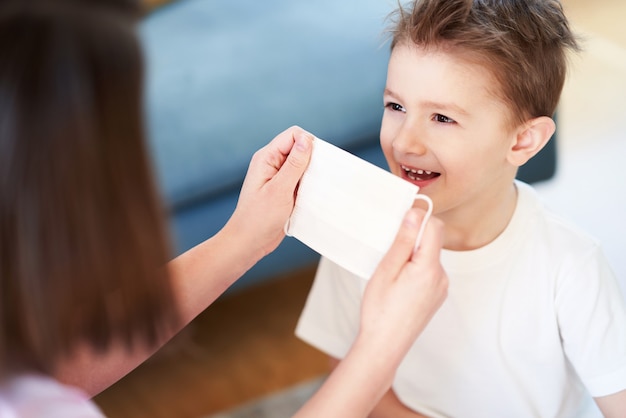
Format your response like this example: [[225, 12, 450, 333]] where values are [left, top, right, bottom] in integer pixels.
[[245, 126, 309, 188], [372, 208, 426, 281], [270, 130, 313, 192], [266, 125, 307, 163], [411, 215, 444, 262]]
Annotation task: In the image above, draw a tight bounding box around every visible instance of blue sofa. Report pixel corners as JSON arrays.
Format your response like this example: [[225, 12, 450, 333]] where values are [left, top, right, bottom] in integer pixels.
[[140, 0, 556, 291]]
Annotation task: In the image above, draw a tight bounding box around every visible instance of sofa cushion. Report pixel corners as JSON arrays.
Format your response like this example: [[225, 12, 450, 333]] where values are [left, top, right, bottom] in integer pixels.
[[140, 0, 394, 209]]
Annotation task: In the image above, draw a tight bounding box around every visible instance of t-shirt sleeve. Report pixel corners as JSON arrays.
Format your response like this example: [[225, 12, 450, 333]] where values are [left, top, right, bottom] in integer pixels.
[[295, 256, 365, 360], [556, 243, 626, 397]]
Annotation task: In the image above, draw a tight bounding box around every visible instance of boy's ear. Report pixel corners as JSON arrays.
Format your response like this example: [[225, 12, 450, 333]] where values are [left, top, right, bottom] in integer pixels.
[[507, 116, 556, 167]]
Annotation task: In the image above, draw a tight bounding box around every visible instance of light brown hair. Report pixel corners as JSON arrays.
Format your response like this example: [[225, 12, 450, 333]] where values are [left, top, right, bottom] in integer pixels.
[[0, 0, 179, 375], [387, 0, 580, 126]]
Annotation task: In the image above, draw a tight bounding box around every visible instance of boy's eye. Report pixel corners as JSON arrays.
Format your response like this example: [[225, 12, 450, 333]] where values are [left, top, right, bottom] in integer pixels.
[[434, 114, 455, 123], [385, 102, 406, 112]]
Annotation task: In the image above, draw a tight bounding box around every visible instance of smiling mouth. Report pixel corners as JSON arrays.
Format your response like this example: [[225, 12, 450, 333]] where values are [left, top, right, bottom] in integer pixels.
[[401, 165, 441, 182]]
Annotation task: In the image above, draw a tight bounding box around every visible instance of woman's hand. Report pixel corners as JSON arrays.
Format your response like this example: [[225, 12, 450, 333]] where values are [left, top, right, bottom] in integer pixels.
[[359, 208, 448, 362], [225, 126, 313, 261], [295, 209, 447, 418]]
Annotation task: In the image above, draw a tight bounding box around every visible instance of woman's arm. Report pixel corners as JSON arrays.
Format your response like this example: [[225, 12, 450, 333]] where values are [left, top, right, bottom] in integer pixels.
[[168, 126, 314, 325], [595, 390, 626, 418], [369, 389, 429, 418], [322, 358, 428, 418], [54, 126, 313, 396], [295, 209, 447, 418]]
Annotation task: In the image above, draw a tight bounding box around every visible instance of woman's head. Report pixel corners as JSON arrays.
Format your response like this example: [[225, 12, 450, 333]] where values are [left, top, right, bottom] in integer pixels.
[[0, 0, 178, 375]]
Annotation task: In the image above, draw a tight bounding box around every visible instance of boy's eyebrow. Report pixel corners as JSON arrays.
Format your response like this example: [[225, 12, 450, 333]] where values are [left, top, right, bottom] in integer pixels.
[[421, 100, 470, 116], [384, 87, 470, 116], [383, 87, 400, 100]]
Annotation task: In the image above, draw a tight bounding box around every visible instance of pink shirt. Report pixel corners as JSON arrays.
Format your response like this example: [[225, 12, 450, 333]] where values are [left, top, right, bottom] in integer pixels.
[[0, 374, 105, 417]]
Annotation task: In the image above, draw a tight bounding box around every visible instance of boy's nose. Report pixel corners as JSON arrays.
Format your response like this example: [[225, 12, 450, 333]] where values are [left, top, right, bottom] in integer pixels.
[[392, 124, 428, 156]]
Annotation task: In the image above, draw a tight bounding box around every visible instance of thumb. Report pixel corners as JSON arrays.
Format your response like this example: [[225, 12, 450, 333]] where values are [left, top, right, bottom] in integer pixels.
[[271, 131, 313, 192], [371, 208, 426, 282]]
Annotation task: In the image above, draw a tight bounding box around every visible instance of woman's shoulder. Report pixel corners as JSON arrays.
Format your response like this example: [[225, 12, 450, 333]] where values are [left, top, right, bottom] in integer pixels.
[[0, 374, 105, 417]]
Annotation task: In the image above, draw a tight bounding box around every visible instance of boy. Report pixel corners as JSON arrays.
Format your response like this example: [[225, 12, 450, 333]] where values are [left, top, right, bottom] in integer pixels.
[[296, 0, 626, 416]]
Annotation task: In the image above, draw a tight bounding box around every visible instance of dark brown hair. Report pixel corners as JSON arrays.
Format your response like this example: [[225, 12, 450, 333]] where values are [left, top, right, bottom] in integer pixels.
[[0, 0, 179, 375], [387, 0, 580, 126]]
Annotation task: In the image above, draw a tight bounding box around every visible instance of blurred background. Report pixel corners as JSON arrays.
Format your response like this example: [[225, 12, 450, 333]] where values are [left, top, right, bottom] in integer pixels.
[[94, 0, 625, 417], [534, 0, 626, 294]]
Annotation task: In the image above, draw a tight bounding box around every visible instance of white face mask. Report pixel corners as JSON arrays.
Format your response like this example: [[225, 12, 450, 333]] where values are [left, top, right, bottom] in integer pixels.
[[285, 137, 433, 280]]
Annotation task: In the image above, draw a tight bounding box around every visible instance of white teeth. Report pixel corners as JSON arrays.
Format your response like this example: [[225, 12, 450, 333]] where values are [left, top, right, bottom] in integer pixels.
[[402, 165, 433, 176]]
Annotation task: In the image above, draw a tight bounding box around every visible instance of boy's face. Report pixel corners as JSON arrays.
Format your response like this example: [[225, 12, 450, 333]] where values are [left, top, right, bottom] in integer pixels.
[[381, 44, 518, 222]]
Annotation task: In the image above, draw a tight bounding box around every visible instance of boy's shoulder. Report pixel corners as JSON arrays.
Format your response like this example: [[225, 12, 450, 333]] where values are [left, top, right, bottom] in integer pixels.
[[516, 181, 601, 257]]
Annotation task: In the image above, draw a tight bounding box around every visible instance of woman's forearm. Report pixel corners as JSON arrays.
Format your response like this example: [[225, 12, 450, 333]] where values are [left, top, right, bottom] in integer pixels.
[[54, 128, 312, 396], [294, 334, 404, 418], [54, 223, 264, 396], [167, 221, 266, 326]]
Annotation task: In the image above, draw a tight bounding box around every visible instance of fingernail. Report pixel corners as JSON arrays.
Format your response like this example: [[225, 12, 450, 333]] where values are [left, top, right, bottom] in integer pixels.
[[295, 132, 312, 151], [403, 209, 418, 228]]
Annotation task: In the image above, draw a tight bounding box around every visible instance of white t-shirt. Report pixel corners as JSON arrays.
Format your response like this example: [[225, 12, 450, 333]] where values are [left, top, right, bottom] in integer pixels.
[[0, 374, 105, 417], [296, 181, 626, 417]]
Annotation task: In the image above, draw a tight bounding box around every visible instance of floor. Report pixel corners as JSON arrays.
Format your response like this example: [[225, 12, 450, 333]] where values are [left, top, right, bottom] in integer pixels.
[[94, 1, 625, 416]]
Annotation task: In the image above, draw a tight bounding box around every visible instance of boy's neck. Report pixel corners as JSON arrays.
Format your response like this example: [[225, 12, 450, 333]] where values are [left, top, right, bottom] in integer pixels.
[[441, 182, 518, 251]]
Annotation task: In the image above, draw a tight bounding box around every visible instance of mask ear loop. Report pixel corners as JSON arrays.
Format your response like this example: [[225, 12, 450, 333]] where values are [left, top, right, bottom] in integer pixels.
[[413, 194, 433, 252]]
